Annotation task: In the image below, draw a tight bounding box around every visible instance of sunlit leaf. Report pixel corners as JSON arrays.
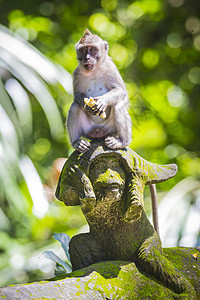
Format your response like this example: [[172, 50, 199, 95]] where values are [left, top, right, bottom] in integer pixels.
[[5, 78, 33, 137], [43, 250, 71, 273], [53, 233, 71, 261], [0, 208, 10, 231], [1, 48, 64, 140], [157, 178, 200, 247], [0, 159, 25, 212], [19, 155, 49, 219], [0, 24, 73, 93], [0, 78, 23, 141], [0, 105, 20, 157]]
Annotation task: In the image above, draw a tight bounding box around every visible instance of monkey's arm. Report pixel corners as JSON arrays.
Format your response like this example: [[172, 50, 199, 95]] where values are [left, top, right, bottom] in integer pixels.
[[67, 102, 91, 152], [94, 61, 128, 113], [73, 68, 86, 107], [99, 86, 127, 105], [94, 87, 126, 114], [74, 93, 86, 107]]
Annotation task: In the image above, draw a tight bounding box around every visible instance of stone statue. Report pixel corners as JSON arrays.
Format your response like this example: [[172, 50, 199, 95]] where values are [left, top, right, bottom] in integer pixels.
[[56, 142, 196, 298]]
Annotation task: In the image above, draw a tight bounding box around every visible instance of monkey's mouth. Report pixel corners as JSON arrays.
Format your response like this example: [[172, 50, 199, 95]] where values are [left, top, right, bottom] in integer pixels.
[[84, 63, 94, 71]]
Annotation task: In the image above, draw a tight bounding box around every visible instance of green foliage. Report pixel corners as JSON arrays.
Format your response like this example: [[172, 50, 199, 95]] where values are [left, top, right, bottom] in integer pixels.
[[0, 0, 199, 287], [43, 233, 72, 276], [0, 24, 85, 287]]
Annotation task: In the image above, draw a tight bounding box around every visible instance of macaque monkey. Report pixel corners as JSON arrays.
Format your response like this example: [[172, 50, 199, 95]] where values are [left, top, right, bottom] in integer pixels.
[[67, 29, 132, 153], [67, 30, 159, 234]]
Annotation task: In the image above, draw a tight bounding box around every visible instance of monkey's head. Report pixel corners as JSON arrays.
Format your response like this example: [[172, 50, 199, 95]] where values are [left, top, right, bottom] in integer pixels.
[[75, 29, 109, 74]]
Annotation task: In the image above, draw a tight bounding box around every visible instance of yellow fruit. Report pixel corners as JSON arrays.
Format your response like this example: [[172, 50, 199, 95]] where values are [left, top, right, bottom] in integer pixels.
[[84, 97, 106, 118], [84, 97, 96, 107]]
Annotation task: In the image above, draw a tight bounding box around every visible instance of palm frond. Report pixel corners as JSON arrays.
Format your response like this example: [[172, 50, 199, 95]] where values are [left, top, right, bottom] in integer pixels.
[[0, 24, 72, 216]]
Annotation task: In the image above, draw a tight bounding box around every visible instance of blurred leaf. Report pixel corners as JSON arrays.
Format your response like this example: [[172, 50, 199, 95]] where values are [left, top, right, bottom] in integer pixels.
[[157, 177, 200, 247], [43, 250, 71, 273], [0, 208, 10, 231], [42, 233, 72, 276], [0, 107, 19, 160], [0, 48, 64, 140], [0, 24, 73, 93], [53, 233, 71, 262], [19, 156, 49, 219], [0, 79, 22, 139], [5, 78, 33, 137]]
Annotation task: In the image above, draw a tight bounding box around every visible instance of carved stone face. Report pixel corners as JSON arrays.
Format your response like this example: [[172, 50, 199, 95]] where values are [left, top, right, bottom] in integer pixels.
[[89, 157, 126, 200], [86, 157, 127, 228]]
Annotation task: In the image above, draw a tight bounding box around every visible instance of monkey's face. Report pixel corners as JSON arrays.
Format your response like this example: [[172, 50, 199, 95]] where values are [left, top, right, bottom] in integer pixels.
[[76, 44, 101, 72]]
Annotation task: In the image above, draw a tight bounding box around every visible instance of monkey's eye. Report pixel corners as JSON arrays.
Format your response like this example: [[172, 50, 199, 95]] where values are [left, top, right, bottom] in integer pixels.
[[78, 47, 87, 56], [90, 47, 98, 55]]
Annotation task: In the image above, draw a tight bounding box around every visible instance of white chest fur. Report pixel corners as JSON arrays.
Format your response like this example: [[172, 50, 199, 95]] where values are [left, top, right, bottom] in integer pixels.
[[85, 78, 108, 98]]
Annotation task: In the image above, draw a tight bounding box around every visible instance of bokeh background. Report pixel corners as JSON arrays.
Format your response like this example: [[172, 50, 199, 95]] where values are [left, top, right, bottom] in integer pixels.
[[0, 0, 200, 287]]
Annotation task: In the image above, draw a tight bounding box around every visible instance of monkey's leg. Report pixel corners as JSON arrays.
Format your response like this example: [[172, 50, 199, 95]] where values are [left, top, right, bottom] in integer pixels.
[[67, 102, 90, 152], [136, 233, 196, 298], [69, 233, 106, 271], [105, 104, 132, 149]]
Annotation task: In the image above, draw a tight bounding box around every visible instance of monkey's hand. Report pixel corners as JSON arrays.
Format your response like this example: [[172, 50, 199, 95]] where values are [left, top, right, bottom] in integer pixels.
[[84, 105, 99, 115], [73, 139, 90, 153], [84, 97, 105, 117], [94, 97, 107, 116]]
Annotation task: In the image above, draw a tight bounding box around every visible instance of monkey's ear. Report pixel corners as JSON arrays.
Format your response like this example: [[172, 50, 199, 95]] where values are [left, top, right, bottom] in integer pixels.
[[145, 163, 178, 185], [104, 41, 109, 52]]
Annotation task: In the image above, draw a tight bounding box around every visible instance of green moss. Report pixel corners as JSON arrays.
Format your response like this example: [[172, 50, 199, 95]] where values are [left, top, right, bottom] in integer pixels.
[[78, 262, 174, 299], [0, 250, 199, 299], [96, 169, 124, 183], [64, 249, 199, 298], [163, 247, 200, 295]]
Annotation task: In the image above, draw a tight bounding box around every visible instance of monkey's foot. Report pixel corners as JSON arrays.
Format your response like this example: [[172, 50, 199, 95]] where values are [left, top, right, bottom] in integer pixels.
[[73, 139, 90, 153], [105, 136, 126, 149]]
